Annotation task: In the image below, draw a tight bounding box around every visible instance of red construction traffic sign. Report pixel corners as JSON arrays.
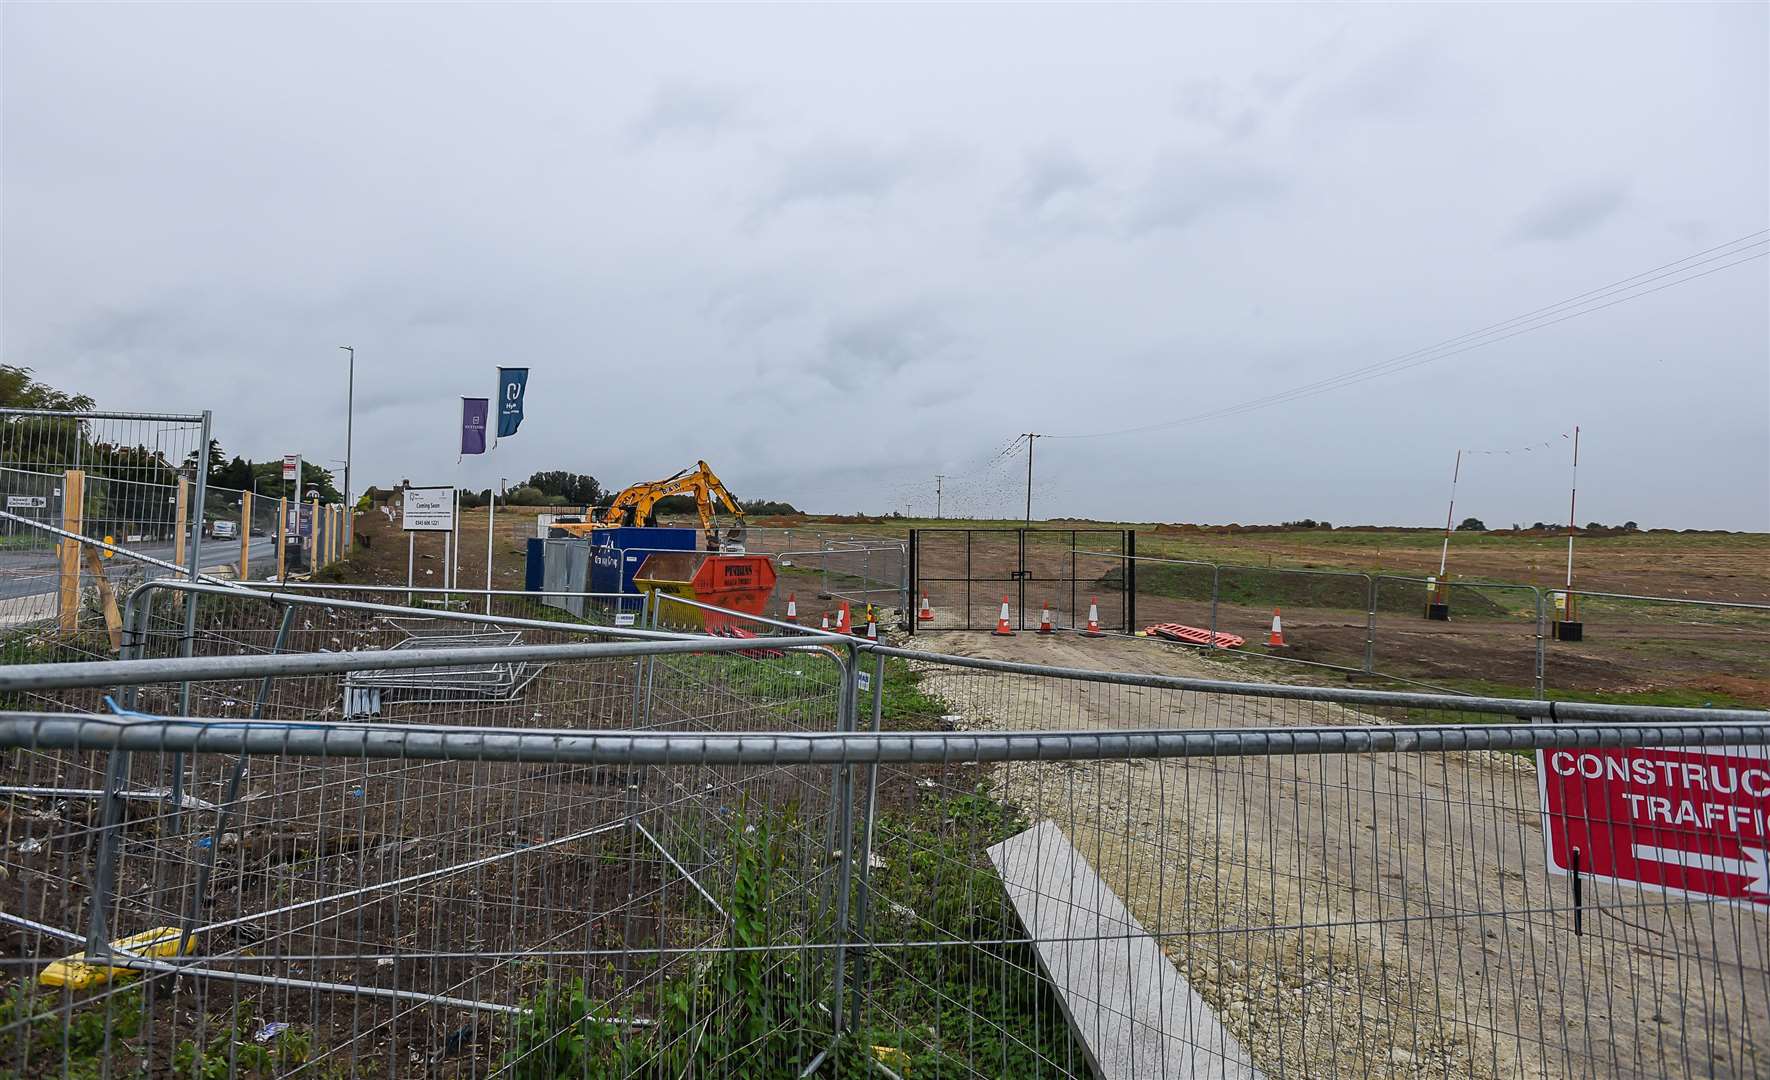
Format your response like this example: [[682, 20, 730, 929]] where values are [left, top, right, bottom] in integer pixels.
[[1539, 746, 1770, 909]]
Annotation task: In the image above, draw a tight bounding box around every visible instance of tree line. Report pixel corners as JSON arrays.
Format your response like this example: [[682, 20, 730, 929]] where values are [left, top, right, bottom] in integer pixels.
[[450, 470, 798, 516]]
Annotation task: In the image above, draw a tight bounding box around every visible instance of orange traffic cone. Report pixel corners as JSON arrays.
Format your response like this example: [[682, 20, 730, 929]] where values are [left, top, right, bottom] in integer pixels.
[[1267, 607, 1287, 647], [854, 604, 874, 637], [917, 590, 935, 622], [833, 602, 851, 635], [992, 596, 1015, 636], [866, 617, 878, 641], [785, 593, 798, 624], [1038, 602, 1055, 635], [820, 612, 832, 633], [1079, 596, 1103, 638]]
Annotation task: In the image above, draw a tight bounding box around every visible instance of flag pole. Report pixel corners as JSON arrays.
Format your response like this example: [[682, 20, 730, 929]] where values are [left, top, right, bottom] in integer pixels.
[[485, 481, 497, 614]]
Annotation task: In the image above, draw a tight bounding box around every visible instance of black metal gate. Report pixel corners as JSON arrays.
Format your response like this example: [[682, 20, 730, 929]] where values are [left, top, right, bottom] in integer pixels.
[[907, 528, 1135, 634]]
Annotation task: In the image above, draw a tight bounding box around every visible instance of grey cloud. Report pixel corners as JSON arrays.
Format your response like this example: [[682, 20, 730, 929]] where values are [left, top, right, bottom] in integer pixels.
[[1128, 154, 1286, 234], [1016, 145, 1094, 213], [67, 294, 269, 364], [810, 308, 952, 393], [755, 139, 929, 215], [1304, 38, 1449, 125], [1176, 79, 1264, 141], [627, 81, 743, 144], [3, 5, 1762, 527], [1511, 182, 1629, 244]]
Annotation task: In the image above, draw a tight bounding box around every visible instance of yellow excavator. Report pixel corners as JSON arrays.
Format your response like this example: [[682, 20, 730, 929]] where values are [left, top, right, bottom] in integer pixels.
[[550, 460, 746, 551]]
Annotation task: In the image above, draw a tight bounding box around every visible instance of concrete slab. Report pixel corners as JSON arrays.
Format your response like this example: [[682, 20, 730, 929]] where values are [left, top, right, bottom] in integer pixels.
[[988, 819, 1262, 1080]]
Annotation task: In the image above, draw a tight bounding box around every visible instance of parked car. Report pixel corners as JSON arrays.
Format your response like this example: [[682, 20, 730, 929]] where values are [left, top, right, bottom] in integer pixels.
[[212, 519, 238, 540]]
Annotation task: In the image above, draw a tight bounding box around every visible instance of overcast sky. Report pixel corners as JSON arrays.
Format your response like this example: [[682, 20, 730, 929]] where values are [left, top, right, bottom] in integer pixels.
[[5, 4, 1766, 529]]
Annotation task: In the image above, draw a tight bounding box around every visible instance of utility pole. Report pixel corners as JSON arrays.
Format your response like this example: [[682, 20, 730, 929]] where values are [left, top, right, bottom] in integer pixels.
[[339, 346, 355, 545], [1565, 425, 1580, 593], [1022, 433, 1039, 527], [934, 475, 944, 520]]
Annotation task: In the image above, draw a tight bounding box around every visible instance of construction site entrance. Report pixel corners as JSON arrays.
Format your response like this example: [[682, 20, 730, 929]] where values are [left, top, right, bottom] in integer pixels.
[[907, 527, 1135, 634]]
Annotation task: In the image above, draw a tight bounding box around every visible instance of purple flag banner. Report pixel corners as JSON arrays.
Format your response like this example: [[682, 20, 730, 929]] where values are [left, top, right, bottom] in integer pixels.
[[461, 397, 489, 456]]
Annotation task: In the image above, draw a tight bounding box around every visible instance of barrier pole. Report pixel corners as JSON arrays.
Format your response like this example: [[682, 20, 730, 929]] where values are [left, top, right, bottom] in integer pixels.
[[277, 498, 287, 581], [485, 493, 496, 614]]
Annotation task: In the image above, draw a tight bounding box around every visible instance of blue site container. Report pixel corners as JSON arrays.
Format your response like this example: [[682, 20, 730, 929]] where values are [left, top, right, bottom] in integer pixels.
[[524, 538, 545, 591], [589, 527, 697, 594]]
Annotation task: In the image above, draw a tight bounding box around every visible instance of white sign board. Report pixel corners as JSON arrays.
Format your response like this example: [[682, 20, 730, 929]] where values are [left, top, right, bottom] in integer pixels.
[[282, 454, 300, 481], [5, 496, 47, 509], [403, 486, 456, 532]]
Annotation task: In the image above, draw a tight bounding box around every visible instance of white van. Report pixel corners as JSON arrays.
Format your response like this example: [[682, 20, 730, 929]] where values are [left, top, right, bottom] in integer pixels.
[[213, 520, 238, 540]]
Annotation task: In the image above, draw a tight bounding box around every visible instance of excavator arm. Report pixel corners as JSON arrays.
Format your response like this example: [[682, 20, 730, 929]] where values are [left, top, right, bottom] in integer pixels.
[[555, 461, 745, 549]]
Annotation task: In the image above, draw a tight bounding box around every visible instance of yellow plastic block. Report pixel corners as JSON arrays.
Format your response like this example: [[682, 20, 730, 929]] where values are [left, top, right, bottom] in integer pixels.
[[39, 927, 197, 989], [872, 1045, 911, 1076]]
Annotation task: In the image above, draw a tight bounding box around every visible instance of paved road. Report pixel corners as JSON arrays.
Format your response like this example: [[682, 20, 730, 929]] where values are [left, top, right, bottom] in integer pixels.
[[0, 536, 281, 600]]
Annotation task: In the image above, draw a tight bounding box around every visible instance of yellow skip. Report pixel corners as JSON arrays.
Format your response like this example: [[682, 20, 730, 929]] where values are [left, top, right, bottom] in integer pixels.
[[39, 927, 197, 989]]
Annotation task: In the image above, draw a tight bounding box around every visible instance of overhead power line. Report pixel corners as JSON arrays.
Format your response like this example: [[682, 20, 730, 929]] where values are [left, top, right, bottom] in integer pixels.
[[1043, 229, 1768, 441]]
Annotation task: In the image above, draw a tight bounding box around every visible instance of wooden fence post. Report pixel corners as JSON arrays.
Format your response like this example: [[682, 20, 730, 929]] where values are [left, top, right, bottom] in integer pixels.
[[174, 476, 189, 567], [58, 469, 85, 632], [239, 491, 253, 580]]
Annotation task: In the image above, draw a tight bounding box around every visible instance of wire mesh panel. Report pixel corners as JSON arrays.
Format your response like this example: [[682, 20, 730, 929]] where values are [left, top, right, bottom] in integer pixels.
[[1, 625, 850, 1079], [1544, 592, 1770, 703], [0, 718, 847, 1079], [3, 630, 1767, 1078], [261, 583, 650, 631], [0, 410, 208, 661], [851, 648, 1770, 1079], [909, 529, 1133, 633]]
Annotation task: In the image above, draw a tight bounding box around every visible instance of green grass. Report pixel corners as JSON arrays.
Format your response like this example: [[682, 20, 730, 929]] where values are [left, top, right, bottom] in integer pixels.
[[779, 516, 1770, 579], [878, 655, 950, 727], [858, 791, 1080, 1077], [1425, 677, 1760, 711], [503, 810, 849, 1079]]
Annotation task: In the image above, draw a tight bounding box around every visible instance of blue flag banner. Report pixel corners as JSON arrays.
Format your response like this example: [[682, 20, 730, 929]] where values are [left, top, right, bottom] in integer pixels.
[[497, 367, 529, 438], [461, 397, 489, 456]]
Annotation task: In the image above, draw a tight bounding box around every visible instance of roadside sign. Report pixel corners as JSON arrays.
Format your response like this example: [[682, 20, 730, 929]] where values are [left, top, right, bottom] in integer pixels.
[[5, 496, 47, 509], [282, 454, 300, 481], [1540, 746, 1770, 909], [403, 486, 456, 532], [286, 504, 313, 538]]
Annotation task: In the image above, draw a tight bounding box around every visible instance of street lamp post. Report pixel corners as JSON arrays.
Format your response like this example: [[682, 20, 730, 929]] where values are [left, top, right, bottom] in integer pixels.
[[339, 346, 355, 544]]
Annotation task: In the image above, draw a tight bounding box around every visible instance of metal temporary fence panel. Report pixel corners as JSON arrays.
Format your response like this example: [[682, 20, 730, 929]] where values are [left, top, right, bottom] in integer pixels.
[[908, 528, 1135, 632], [538, 538, 591, 618], [0, 409, 211, 641]]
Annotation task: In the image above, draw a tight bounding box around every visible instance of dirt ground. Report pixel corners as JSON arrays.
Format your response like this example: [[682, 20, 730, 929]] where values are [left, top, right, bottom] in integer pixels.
[[333, 505, 1770, 704], [799, 517, 1770, 604], [897, 524, 1770, 706], [338, 502, 535, 592], [908, 629, 1769, 1079]]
